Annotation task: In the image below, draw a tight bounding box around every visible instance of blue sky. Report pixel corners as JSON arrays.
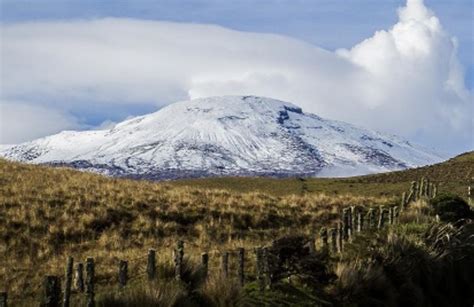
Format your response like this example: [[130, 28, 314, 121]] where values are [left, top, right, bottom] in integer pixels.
[[0, 0, 472, 154]]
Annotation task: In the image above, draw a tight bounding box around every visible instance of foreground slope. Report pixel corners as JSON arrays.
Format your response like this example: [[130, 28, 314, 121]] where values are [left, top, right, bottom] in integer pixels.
[[0, 158, 472, 306], [0, 96, 442, 179], [0, 157, 390, 303]]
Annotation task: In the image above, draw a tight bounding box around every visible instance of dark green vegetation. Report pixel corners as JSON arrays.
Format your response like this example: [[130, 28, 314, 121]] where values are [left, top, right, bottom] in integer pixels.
[[170, 151, 474, 197], [430, 193, 473, 222]]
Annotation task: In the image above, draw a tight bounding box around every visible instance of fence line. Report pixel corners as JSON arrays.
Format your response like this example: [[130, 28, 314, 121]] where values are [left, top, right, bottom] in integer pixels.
[[2, 177, 445, 306]]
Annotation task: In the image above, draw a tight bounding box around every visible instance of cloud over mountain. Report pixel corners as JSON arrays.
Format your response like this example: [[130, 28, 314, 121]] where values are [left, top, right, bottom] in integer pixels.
[[0, 0, 471, 153]]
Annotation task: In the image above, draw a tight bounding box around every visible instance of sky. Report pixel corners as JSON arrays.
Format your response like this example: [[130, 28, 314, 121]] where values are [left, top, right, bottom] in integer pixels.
[[0, 0, 473, 155]]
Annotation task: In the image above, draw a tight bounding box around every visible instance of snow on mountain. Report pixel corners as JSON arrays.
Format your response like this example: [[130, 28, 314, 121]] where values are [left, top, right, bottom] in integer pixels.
[[0, 96, 444, 179]]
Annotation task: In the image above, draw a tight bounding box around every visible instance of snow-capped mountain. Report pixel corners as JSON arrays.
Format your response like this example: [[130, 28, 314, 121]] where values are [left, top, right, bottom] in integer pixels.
[[0, 96, 444, 179]]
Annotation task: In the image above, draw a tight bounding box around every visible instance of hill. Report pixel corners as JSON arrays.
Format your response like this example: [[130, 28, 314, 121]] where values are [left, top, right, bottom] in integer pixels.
[[0, 156, 472, 305], [169, 151, 473, 197], [0, 158, 391, 304], [0, 96, 442, 180]]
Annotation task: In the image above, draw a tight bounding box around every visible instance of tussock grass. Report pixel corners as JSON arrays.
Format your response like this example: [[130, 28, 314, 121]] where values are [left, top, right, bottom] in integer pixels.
[[0, 159, 391, 303], [1, 157, 472, 306]]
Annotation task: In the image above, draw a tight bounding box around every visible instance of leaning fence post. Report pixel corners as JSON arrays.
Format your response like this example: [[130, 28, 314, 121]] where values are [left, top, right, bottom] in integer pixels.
[[419, 178, 425, 199], [118, 260, 128, 288], [401, 192, 407, 210], [0, 292, 7, 307], [42, 275, 61, 307], [238, 248, 245, 286], [377, 207, 385, 229], [85, 257, 95, 307], [63, 256, 73, 307], [174, 240, 184, 280], [411, 181, 418, 202], [221, 251, 229, 278], [147, 249, 156, 280], [201, 252, 209, 278]]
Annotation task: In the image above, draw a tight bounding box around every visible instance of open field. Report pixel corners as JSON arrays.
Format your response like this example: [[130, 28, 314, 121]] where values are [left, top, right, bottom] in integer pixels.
[[0, 158, 392, 304], [0, 154, 472, 306], [170, 151, 474, 197]]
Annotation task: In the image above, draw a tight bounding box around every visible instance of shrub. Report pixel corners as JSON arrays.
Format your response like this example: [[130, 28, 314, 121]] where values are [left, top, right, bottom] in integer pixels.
[[429, 193, 472, 222]]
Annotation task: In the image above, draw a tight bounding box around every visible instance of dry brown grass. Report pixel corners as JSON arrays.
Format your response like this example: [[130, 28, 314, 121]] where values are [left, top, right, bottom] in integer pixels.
[[0, 159, 394, 304]]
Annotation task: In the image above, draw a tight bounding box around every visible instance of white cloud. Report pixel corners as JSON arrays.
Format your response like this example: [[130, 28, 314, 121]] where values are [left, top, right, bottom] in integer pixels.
[[0, 102, 81, 144], [0, 0, 471, 153]]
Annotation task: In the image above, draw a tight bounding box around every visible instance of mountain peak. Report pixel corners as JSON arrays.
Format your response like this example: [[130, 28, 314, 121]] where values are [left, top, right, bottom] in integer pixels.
[[0, 96, 443, 179]]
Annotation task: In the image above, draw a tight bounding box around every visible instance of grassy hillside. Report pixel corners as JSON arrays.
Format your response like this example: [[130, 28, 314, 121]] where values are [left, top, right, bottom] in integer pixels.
[[170, 151, 473, 197], [0, 155, 472, 306], [0, 158, 392, 304]]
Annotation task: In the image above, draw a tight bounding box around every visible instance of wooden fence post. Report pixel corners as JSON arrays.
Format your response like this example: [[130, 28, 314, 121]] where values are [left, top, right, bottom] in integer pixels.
[[367, 208, 375, 229], [174, 240, 184, 280], [401, 192, 407, 210], [426, 179, 431, 197], [377, 207, 385, 229], [388, 207, 393, 225], [420, 178, 425, 199], [221, 252, 229, 278], [42, 275, 61, 307], [407, 181, 418, 204], [255, 247, 264, 291], [147, 249, 156, 281], [329, 228, 337, 253], [308, 236, 316, 254], [337, 222, 343, 253], [75, 263, 84, 292], [356, 210, 363, 232], [425, 178, 430, 197], [319, 227, 328, 252], [63, 256, 73, 307], [0, 292, 7, 307], [201, 252, 209, 278], [238, 248, 245, 286], [344, 208, 351, 240], [85, 257, 95, 307], [468, 186, 472, 205], [262, 247, 271, 289], [393, 206, 399, 224], [350, 206, 355, 237], [118, 260, 128, 288]]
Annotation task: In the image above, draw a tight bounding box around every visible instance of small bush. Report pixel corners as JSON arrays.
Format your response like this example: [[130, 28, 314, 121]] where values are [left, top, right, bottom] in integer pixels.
[[429, 193, 472, 222]]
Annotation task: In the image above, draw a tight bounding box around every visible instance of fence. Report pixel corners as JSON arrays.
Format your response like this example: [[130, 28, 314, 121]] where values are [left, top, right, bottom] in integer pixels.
[[0, 177, 451, 306]]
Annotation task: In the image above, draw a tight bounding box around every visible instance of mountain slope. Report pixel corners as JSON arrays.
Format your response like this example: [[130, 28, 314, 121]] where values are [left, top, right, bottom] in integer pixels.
[[0, 96, 443, 179]]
